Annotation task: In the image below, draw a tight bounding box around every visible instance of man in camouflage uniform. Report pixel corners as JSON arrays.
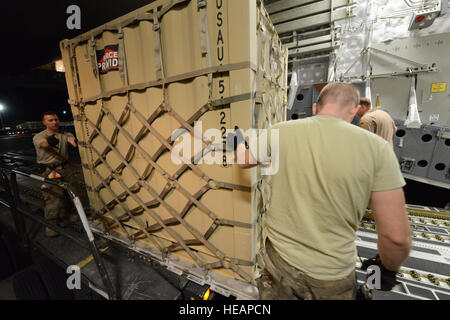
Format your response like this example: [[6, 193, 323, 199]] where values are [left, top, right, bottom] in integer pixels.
[[33, 112, 78, 237]]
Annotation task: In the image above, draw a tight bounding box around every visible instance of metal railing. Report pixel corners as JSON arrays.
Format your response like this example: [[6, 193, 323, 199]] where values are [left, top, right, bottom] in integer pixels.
[[0, 166, 116, 300]]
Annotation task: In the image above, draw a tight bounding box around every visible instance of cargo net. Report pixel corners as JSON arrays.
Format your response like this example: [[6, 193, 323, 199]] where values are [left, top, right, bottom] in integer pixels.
[[77, 90, 256, 282]]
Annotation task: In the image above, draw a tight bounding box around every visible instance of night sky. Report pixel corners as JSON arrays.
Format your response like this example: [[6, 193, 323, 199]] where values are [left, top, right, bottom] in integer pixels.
[[0, 0, 155, 126], [0, 86, 71, 126]]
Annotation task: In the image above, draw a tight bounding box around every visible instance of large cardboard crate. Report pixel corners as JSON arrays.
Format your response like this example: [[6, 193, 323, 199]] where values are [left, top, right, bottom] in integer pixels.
[[60, 0, 287, 297]]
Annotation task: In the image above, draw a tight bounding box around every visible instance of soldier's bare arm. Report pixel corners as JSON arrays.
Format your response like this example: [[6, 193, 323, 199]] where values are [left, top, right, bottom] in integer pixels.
[[236, 143, 258, 169], [371, 188, 411, 271], [67, 136, 77, 148], [39, 140, 51, 148]]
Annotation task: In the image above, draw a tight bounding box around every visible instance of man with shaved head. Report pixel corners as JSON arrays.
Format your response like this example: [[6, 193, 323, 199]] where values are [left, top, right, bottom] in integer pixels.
[[229, 82, 411, 300]]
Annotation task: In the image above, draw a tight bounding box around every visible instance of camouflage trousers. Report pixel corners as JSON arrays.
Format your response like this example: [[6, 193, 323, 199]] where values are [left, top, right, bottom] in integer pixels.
[[41, 167, 77, 224], [256, 239, 357, 300]]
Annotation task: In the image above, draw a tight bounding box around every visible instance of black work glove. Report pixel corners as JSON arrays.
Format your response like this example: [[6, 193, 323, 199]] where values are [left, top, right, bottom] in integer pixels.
[[47, 135, 59, 147], [361, 254, 400, 291], [226, 126, 248, 152]]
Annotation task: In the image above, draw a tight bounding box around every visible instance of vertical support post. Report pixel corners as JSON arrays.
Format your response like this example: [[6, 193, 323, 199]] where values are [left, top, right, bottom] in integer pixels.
[[67, 187, 116, 300]]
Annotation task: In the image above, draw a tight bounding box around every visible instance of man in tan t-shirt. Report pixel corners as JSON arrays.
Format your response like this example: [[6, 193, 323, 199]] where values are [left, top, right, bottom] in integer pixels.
[[228, 83, 411, 300], [358, 97, 397, 148], [33, 112, 78, 237]]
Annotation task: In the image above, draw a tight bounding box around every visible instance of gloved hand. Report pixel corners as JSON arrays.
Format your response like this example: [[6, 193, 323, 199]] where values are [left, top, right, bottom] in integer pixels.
[[226, 126, 247, 152], [361, 254, 400, 291], [47, 135, 59, 147]]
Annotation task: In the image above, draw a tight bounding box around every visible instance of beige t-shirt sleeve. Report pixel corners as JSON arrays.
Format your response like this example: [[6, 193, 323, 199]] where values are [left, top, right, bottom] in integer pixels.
[[359, 116, 376, 134], [63, 132, 75, 142], [33, 133, 47, 148], [248, 127, 272, 163], [372, 141, 406, 191]]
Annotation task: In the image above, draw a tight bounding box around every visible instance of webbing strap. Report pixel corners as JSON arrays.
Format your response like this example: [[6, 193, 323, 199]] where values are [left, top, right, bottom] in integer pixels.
[[104, 215, 130, 233], [159, 0, 192, 19], [88, 133, 204, 265], [89, 36, 98, 78], [88, 109, 106, 144], [153, 10, 164, 81], [80, 88, 257, 278], [165, 61, 256, 88], [197, 0, 208, 55], [166, 107, 211, 145], [162, 92, 257, 155], [88, 133, 254, 279], [107, 113, 216, 225], [203, 259, 253, 281], [92, 108, 130, 167], [61, 41, 81, 104], [211, 92, 256, 107], [87, 112, 161, 249], [86, 115, 253, 270], [213, 181, 251, 193], [77, 61, 256, 105], [198, 0, 213, 106], [217, 219, 252, 229], [99, 175, 171, 216], [78, 141, 89, 148], [90, 178, 131, 240], [116, 213, 133, 223], [88, 115, 208, 261], [91, 92, 252, 220], [127, 103, 210, 182], [100, 177, 253, 233], [97, 214, 119, 231], [164, 239, 202, 253], [90, 90, 255, 199], [78, 105, 103, 211], [117, 27, 129, 85], [132, 183, 211, 237], [230, 258, 255, 267], [115, 104, 166, 173], [113, 13, 154, 33], [204, 218, 252, 240], [165, 91, 257, 147], [90, 158, 163, 250], [134, 12, 154, 22]]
